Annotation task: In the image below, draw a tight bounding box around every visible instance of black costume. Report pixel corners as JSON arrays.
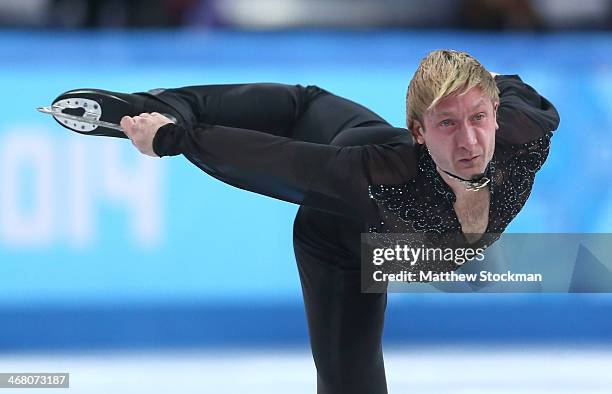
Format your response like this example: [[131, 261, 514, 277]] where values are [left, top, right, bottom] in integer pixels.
[[142, 76, 559, 394]]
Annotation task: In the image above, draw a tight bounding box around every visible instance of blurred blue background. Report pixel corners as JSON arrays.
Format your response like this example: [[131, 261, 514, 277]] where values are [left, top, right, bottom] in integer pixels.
[[0, 0, 611, 366], [1, 30, 611, 354]]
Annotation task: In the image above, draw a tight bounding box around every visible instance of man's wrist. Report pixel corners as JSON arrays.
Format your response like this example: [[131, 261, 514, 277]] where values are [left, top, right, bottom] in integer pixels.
[[152, 123, 185, 157]]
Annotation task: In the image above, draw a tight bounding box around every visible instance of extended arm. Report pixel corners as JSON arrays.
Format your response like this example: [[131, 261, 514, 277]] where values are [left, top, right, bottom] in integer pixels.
[[150, 121, 414, 218]]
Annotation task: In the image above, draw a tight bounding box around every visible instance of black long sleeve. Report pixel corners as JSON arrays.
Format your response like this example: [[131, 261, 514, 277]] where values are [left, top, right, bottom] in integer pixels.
[[154, 122, 415, 219]]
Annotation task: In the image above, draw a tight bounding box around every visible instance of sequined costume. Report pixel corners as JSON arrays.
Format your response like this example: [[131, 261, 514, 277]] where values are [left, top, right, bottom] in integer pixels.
[[145, 75, 559, 394]]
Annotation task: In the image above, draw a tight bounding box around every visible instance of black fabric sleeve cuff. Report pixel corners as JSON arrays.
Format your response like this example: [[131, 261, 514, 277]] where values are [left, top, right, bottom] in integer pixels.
[[153, 123, 185, 157]]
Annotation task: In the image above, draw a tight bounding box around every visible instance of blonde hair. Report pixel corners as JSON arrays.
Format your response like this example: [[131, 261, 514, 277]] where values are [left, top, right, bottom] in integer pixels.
[[406, 49, 499, 131]]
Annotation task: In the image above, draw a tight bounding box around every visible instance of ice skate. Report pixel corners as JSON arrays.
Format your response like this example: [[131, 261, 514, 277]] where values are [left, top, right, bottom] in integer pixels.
[[37, 88, 179, 139]]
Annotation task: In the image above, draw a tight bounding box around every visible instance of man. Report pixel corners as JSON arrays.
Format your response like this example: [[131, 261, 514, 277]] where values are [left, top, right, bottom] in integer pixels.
[[46, 49, 559, 393]]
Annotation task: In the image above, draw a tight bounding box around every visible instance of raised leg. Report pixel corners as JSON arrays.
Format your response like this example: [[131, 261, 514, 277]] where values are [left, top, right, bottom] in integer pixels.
[[149, 83, 391, 144]]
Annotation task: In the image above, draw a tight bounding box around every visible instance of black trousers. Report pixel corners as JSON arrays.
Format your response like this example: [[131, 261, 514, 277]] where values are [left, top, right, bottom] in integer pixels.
[[148, 83, 393, 394]]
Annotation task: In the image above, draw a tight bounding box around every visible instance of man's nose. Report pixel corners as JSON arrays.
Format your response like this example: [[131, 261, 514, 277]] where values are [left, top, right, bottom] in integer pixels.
[[456, 120, 478, 148]]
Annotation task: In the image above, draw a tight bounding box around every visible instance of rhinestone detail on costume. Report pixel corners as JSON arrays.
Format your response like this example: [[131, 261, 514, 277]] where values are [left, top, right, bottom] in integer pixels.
[[364, 132, 552, 279], [367, 132, 553, 237]]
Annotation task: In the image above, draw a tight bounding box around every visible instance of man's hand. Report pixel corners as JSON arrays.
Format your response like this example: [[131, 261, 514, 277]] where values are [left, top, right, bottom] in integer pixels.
[[120, 112, 174, 157]]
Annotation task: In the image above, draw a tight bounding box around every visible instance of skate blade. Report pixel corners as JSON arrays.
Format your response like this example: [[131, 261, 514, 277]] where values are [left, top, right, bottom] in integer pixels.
[[37, 98, 123, 132]]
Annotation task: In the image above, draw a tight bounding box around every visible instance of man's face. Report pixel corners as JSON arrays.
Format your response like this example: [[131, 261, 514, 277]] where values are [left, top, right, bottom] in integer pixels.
[[412, 86, 498, 179]]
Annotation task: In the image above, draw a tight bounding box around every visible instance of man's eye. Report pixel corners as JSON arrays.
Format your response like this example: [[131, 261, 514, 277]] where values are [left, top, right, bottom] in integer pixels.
[[473, 113, 485, 121], [439, 120, 453, 127]]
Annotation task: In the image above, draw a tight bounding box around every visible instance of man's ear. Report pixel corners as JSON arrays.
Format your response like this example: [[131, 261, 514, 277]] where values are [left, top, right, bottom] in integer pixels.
[[411, 119, 426, 144]]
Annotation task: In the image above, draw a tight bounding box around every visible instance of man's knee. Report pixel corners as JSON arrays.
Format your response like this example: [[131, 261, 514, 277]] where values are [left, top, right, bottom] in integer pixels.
[[299, 84, 329, 105]]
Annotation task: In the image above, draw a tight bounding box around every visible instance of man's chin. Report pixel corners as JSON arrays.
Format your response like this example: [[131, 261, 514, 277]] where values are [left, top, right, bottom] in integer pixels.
[[452, 165, 486, 180]]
